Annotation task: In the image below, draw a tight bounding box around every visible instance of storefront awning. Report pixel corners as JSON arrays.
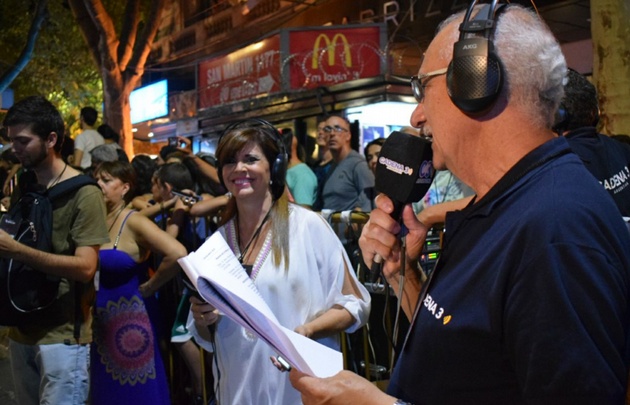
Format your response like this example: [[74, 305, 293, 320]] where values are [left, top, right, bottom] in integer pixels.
[[198, 74, 415, 135]]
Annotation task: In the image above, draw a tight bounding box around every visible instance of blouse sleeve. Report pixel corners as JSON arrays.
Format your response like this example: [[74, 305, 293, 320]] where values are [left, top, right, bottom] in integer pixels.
[[303, 209, 371, 333]]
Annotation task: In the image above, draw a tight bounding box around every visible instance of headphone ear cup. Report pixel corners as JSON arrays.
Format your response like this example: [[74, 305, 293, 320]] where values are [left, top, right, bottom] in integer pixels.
[[270, 153, 288, 200], [447, 37, 503, 113], [552, 105, 569, 133]]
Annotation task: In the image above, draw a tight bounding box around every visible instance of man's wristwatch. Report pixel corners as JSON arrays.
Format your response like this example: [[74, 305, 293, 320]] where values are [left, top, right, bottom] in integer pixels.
[[394, 400, 414, 405]]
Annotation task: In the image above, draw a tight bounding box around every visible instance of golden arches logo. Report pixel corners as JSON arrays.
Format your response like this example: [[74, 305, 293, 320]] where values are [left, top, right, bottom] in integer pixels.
[[312, 33, 353, 69]]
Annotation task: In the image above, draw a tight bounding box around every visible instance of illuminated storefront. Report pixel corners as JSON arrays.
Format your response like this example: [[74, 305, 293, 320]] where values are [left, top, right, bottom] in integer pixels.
[[178, 23, 417, 156]]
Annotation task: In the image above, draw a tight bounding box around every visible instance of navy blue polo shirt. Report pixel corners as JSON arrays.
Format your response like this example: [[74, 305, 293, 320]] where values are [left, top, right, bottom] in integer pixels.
[[565, 127, 630, 216], [388, 137, 630, 404]]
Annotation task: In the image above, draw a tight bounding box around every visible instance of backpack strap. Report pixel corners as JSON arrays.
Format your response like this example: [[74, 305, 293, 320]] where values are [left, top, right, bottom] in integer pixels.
[[47, 175, 97, 201], [48, 174, 97, 343]]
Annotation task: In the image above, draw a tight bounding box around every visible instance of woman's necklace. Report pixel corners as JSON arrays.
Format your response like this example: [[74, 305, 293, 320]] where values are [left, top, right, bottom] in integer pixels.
[[48, 163, 68, 189], [108, 205, 126, 232], [236, 208, 272, 265]]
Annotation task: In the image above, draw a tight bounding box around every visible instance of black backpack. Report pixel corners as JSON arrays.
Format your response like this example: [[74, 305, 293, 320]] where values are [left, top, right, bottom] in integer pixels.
[[0, 174, 97, 326]]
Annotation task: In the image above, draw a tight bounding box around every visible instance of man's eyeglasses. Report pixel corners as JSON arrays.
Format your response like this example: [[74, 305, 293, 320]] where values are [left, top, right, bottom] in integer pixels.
[[323, 125, 349, 133], [410, 67, 448, 103]]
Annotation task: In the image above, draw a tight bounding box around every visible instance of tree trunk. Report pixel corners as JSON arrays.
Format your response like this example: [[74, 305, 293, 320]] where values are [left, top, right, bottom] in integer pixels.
[[68, 0, 166, 158], [101, 73, 135, 154], [591, 0, 630, 136]]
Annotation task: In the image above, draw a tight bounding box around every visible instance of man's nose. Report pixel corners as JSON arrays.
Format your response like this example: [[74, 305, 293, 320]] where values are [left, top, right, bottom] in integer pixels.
[[410, 102, 426, 128]]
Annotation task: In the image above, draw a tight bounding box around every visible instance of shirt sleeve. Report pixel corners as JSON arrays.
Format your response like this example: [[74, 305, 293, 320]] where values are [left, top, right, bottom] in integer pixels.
[[70, 185, 110, 247], [74, 133, 87, 151], [354, 159, 375, 192], [353, 160, 375, 212], [308, 212, 371, 333]]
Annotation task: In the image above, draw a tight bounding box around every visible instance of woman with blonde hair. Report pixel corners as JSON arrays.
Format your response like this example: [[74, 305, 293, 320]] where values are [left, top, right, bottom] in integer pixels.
[[189, 120, 370, 404]]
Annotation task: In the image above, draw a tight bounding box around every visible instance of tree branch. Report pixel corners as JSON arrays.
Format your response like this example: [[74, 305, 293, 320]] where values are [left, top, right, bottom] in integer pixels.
[[82, 0, 119, 73], [117, 0, 141, 71], [124, 0, 166, 87], [0, 0, 49, 92], [66, 0, 102, 70]]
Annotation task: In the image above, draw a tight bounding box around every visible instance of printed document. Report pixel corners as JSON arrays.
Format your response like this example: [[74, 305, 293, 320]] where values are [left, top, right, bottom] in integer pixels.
[[178, 231, 343, 378]]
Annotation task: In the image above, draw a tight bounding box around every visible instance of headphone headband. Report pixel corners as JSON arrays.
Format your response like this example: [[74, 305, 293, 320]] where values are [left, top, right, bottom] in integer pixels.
[[446, 0, 505, 114], [458, 0, 500, 40]]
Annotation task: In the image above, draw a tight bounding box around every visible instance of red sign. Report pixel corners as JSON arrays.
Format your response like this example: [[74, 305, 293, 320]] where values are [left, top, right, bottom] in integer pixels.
[[289, 26, 382, 89], [198, 35, 281, 109]]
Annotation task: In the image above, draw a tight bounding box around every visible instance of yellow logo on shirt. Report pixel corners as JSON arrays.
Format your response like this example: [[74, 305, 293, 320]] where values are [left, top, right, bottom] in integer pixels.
[[423, 294, 451, 325]]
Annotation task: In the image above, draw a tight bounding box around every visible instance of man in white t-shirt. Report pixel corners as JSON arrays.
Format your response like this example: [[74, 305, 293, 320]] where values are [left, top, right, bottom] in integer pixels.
[[73, 107, 104, 169]]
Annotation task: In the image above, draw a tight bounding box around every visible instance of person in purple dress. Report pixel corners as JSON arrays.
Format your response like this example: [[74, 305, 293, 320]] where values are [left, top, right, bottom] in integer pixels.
[[91, 161, 187, 404]]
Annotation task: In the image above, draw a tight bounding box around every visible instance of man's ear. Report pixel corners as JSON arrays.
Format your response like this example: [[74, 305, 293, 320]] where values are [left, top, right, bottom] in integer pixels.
[[47, 132, 58, 149]]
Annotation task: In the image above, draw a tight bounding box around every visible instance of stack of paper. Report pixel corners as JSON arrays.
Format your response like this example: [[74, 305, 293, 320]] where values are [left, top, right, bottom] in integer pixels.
[[178, 231, 343, 378]]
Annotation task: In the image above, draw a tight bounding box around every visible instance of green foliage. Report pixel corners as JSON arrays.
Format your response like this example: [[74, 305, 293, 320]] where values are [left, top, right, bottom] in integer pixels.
[[2, 0, 166, 143], [0, 0, 102, 135]]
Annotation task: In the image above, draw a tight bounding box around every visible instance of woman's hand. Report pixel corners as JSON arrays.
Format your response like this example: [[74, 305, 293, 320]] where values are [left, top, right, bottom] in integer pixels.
[[294, 324, 313, 338], [162, 195, 179, 210], [138, 281, 153, 298], [175, 136, 193, 156], [190, 296, 219, 326]]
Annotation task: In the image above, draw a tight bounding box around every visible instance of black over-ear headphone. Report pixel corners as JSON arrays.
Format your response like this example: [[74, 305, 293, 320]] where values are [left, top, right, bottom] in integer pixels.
[[552, 103, 570, 134], [217, 118, 288, 201], [446, 0, 505, 114]]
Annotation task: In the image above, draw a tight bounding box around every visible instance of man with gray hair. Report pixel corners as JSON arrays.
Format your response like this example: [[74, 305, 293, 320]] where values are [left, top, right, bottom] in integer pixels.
[[289, 2, 630, 404]]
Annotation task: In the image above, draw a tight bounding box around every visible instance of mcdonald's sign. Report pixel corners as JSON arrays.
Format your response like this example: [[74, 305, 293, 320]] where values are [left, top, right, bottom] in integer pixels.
[[289, 26, 383, 90], [311, 33, 353, 69]]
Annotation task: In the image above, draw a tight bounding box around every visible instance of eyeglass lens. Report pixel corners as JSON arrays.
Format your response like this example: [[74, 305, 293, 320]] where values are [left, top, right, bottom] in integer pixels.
[[411, 77, 424, 103], [324, 125, 347, 133], [410, 69, 448, 103]]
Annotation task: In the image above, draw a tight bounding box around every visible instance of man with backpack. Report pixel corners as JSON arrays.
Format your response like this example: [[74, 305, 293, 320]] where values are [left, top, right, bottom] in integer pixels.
[[0, 96, 109, 404]]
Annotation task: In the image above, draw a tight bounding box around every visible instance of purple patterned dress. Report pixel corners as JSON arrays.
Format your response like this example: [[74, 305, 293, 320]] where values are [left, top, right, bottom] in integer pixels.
[[91, 212, 170, 404]]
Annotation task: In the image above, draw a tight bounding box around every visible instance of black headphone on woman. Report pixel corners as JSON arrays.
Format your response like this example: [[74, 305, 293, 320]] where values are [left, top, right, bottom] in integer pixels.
[[216, 118, 288, 201]]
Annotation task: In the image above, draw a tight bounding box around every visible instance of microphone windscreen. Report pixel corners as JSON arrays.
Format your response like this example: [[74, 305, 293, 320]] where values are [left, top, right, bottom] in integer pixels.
[[375, 131, 434, 210]]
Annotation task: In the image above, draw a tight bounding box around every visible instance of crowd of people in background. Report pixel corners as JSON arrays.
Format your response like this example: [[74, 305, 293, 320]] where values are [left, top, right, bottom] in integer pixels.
[[1, 3, 630, 404], [0, 100, 381, 405]]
